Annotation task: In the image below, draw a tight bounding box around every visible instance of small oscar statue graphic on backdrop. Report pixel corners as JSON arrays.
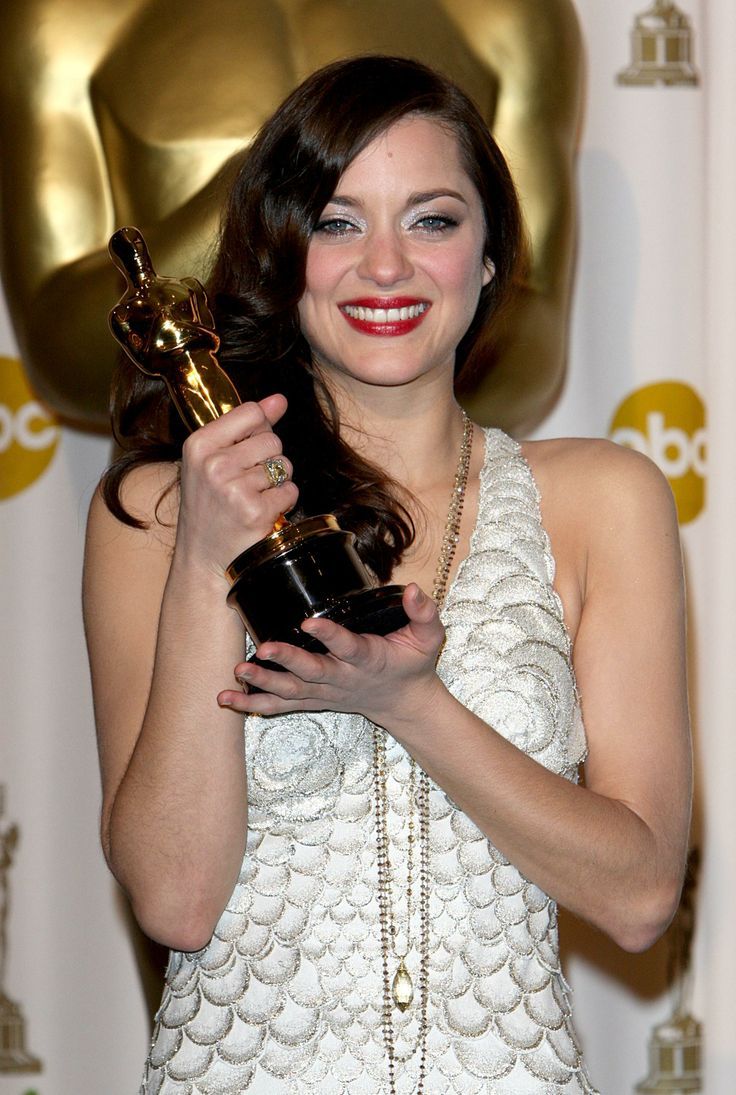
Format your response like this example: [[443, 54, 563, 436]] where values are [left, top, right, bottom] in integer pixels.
[[635, 848, 702, 1094], [0, 786, 42, 1073], [618, 1, 699, 87]]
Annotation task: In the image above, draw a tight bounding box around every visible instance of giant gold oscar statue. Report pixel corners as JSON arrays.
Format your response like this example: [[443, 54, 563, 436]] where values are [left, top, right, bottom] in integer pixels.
[[0, 0, 581, 434]]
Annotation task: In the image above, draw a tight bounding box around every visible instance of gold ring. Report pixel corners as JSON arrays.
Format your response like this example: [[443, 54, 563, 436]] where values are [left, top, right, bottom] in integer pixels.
[[262, 456, 289, 488]]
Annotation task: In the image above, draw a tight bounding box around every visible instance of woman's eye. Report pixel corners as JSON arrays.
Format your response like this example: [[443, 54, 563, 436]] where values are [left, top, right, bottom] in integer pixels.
[[313, 217, 358, 236], [413, 214, 459, 234]]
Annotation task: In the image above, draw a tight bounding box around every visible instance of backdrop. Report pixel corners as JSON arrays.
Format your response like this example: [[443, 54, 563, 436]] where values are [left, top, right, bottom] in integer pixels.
[[1, 1, 732, 1091]]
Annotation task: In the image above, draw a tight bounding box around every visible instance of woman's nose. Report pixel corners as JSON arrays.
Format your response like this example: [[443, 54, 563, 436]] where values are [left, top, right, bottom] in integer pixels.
[[356, 229, 413, 286]]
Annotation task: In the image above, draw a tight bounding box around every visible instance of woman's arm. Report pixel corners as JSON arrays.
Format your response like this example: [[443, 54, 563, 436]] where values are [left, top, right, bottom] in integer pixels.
[[222, 442, 691, 952], [84, 397, 298, 951]]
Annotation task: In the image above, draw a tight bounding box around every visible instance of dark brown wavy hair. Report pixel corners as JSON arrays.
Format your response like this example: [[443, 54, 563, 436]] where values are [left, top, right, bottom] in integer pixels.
[[104, 55, 525, 580]]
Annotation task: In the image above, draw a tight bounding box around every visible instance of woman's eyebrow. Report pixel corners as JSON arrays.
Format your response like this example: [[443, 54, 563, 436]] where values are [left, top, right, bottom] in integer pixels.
[[323, 195, 360, 208], [324, 189, 469, 209], [408, 189, 469, 206]]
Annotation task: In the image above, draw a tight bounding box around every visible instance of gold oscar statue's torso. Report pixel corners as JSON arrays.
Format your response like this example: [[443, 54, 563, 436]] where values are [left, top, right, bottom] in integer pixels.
[[89, 0, 498, 223], [0, 0, 582, 432]]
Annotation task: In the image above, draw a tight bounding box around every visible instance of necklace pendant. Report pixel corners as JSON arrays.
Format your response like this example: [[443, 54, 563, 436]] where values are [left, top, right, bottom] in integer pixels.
[[391, 957, 414, 1012]]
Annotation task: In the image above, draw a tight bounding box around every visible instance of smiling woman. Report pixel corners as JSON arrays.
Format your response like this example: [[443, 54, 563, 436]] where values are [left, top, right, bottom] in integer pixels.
[[83, 56, 691, 1095], [298, 117, 492, 391]]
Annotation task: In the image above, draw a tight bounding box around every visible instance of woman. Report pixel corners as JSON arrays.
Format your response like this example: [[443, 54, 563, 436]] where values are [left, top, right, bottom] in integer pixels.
[[84, 56, 691, 1094]]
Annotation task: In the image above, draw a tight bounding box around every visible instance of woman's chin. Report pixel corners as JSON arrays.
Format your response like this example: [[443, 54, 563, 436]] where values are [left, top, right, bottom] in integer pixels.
[[313, 350, 454, 394]]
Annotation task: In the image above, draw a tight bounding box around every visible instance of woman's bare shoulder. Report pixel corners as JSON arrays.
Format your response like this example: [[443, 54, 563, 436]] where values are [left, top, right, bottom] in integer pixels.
[[520, 435, 681, 610], [520, 436, 675, 521], [87, 461, 180, 552], [522, 434, 654, 471]]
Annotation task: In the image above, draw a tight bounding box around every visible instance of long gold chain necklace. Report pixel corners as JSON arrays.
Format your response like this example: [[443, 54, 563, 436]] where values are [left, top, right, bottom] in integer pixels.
[[372, 411, 474, 1095]]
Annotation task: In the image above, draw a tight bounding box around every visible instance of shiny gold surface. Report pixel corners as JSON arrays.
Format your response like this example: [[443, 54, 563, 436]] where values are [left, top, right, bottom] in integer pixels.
[[108, 226, 239, 431], [0, 0, 581, 434], [225, 514, 341, 583], [109, 225, 291, 540]]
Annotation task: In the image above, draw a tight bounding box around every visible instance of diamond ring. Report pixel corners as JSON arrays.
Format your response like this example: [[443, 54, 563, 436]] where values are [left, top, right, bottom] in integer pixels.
[[262, 456, 289, 488]]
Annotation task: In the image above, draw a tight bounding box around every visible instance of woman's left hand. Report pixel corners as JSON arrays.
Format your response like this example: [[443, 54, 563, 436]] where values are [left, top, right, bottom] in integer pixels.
[[218, 583, 447, 728]]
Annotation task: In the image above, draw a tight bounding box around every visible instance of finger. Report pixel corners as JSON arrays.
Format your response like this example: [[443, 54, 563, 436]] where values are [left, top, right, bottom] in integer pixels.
[[401, 584, 445, 644], [258, 393, 289, 427], [235, 657, 306, 700], [229, 454, 294, 493], [217, 689, 253, 711], [222, 393, 289, 436], [217, 685, 296, 714], [258, 454, 293, 492], [190, 430, 295, 500], [299, 617, 368, 664], [239, 643, 330, 685], [217, 688, 319, 716], [187, 395, 287, 451], [234, 657, 321, 699], [217, 414, 293, 484], [250, 477, 300, 530]]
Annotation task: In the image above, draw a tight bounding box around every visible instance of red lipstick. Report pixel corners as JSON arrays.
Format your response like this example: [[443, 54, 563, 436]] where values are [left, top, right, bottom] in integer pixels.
[[339, 297, 431, 336]]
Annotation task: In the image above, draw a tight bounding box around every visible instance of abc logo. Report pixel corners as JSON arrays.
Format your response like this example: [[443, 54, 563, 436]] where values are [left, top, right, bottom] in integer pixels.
[[609, 381, 706, 524], [0, 355, 59, 500]]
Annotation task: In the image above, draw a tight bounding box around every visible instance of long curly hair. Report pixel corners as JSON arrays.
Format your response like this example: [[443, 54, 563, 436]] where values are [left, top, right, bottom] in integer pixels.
[[103, 55, 525, 581]]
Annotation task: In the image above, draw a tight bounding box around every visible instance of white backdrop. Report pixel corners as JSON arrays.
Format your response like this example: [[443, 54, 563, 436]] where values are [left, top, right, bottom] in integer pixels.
[[1, 2, 731, 1091]]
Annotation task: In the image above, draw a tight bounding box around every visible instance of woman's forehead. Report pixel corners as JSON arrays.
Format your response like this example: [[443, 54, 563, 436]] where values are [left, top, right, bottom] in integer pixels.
[[331, 116, 474, 200]]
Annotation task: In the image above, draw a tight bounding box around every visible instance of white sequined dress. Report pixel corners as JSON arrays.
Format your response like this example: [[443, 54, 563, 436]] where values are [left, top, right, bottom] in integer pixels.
[[141, 429, 598, 1093]]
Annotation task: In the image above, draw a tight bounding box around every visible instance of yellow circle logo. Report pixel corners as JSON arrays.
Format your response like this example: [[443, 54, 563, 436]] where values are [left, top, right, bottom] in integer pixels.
[[609, 381, 706, 524], [0, 356, 60, 500]]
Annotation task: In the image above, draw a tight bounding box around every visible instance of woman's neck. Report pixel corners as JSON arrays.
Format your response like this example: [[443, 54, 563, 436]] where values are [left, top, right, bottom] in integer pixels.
[[323, 373, 470, 497]]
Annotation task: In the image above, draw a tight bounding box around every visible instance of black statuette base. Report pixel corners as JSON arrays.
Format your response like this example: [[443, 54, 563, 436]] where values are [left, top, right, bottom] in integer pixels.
[[224, 518, 408, 685], [256, 584, 408, 649]]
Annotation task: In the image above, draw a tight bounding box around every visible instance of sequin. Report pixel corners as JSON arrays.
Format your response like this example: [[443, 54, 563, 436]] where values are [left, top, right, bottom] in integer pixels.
[[140, 430, 598, 1094]]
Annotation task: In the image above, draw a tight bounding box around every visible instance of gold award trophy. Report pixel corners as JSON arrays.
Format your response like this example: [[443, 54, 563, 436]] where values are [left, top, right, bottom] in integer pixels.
[[108, 227, 408, 659]]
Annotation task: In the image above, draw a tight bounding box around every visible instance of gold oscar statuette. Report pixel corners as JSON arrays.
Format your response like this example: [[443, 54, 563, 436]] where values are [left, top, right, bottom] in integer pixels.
[[108, 227, 408, 662]]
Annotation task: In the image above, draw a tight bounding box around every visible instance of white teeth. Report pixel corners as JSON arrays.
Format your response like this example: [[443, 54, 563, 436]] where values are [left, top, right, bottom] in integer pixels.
[[342, 303, 428, 322]]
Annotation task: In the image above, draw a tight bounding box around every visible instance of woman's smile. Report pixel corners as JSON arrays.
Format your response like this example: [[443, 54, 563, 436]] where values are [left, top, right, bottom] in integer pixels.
[[339, 297, 432, 335], [298, 115, 492, 391]]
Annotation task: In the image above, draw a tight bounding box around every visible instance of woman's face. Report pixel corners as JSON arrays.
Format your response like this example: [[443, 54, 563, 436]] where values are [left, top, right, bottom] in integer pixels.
[[297, 115, 493, 396]]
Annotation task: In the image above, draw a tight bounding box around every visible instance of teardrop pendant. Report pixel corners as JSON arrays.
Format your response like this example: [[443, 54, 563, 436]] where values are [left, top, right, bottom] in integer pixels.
[[391, 957, 414, 1012]]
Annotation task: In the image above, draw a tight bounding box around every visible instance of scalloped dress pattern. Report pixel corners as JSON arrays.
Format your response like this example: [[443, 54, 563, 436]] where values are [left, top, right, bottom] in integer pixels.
[[141, 429, 598, 1094]]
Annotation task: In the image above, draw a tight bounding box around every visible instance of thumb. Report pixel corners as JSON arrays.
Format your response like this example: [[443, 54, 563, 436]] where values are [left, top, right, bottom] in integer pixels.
[[258, 392, 288, 426], [402, 584, 444, 646]]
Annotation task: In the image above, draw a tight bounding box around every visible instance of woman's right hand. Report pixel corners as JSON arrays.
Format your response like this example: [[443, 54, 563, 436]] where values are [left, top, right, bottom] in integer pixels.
[[175, 393, 299, 579]]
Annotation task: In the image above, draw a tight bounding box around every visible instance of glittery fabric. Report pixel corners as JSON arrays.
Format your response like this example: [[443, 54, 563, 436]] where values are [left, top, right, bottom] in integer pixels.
[[141, 429, 597, 1094]]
